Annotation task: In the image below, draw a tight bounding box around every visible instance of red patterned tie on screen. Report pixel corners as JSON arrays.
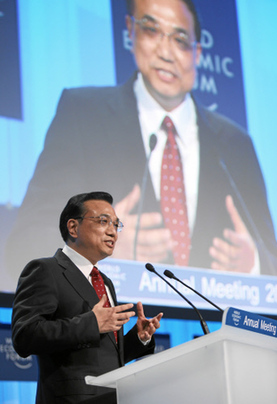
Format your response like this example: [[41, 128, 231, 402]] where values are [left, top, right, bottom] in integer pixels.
[[90, 266, 118, 343], [160, 116, 191, 266]]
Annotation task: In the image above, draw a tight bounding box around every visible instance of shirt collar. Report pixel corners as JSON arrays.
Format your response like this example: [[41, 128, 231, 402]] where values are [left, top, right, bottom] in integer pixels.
[[62, 244, 95, 280], [134, 73, 197, 147]]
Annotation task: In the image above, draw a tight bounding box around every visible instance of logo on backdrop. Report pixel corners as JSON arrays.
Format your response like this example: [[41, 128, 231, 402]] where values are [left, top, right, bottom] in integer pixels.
[[0, 325, 37, 381], [111, 0, 247, 129], [230, 310, 242, 326], [0, 337, 32, 369]]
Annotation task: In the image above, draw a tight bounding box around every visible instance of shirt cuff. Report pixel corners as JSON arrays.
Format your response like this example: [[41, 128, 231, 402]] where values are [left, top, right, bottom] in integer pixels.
[[138, 334, 151, 345]]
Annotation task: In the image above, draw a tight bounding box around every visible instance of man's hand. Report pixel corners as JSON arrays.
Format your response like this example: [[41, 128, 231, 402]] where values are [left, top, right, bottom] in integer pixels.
[[209, 195, 256, 273], [136, 301, 163, 342], [113, 185, 173, 262], [92, 295, 135, 333]]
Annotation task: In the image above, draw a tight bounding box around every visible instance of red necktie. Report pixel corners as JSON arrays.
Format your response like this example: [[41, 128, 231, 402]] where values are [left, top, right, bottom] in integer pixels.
[[160, 116, 191, 266], [90, 266, 118, 343]]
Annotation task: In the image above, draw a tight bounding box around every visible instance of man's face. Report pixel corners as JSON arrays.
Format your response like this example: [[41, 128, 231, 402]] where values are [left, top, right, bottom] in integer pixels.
[[67, 200, 119, 264], [126, 0, 201, 111]]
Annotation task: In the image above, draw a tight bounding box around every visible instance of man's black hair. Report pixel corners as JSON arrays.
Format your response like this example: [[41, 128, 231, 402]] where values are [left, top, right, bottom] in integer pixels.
[[59, 191, 113, 242], [125, 0, 201, 42]]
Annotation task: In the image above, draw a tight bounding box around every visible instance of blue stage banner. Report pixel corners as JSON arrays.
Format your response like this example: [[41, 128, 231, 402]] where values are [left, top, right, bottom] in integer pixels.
[[0, 0, 22, 120], [0, 324, 38, 381], [98, 259, 277, 315], [111, 0, 247, 129], [224, 307, 277, 339]]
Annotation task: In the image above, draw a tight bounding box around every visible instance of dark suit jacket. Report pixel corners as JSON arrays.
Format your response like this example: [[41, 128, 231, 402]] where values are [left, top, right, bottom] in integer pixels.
[[5, 74, 277, 277], [12, 249, 155, 404]]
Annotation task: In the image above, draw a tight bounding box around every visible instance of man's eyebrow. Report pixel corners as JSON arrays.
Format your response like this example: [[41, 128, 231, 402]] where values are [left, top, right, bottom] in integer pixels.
[[100, 213, 120, 222], [140, 14, 157, 23], [141, 14, 190, 36], [97, 213, 110, 219]]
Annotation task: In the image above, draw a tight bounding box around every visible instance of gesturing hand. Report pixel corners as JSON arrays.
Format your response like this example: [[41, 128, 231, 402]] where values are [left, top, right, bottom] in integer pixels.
[[209, 195, 256, 273], [92, 295, 135, 334], [113, 185, 173, 263], [136, 301, 163, 343]]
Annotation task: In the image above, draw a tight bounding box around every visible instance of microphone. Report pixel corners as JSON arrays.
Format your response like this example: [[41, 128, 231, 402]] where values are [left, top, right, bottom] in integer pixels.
[[219, 158, 275, 274], [133, 134, 157, 260], [164, 269, 223, 313], [145, 263, 210, 335]]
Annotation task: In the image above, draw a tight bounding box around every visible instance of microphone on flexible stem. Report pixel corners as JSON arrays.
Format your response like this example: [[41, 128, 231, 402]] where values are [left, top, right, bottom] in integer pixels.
[[145, 263, 210, 335], [133, 134, 157, 260], [219, 158, 275, 274], [164, 269, 223, 313]]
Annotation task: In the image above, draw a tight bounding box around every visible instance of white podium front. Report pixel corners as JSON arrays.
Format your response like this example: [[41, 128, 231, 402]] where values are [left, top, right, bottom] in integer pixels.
[[86, 308, 277, 404]]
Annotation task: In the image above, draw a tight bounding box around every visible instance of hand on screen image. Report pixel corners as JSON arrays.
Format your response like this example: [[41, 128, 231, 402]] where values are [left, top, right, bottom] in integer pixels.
[[113, 185, 173, 263], [209, 195, 256, 273], [115, 189, 257, 274]]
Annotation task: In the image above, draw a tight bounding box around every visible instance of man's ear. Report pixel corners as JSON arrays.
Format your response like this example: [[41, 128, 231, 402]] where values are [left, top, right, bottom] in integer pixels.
[[125, 15, 134, 52], [67, 219, 79, 239], [125, 15, 133, 38]]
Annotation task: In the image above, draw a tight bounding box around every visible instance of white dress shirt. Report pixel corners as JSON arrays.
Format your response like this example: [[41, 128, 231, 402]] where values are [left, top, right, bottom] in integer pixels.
[[62, 244, 115, 305]]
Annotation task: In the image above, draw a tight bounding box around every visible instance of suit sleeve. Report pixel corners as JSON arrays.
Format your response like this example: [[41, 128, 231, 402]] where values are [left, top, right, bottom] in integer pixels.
[[123, 324, 155, 364], [12, 259, 100, 358]]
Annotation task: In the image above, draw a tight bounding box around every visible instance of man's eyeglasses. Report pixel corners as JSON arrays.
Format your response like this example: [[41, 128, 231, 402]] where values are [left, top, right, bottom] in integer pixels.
[[131, 16, 197, 52], [76, 214, 124, 232]]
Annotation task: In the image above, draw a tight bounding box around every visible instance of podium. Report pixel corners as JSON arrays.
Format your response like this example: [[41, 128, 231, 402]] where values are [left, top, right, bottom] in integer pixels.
[[86, 308, 277, 404]]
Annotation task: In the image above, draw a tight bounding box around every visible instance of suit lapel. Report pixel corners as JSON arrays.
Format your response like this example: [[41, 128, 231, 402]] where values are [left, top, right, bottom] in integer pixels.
[[55, 250, 120, 349], [54, 249, 98, 309]]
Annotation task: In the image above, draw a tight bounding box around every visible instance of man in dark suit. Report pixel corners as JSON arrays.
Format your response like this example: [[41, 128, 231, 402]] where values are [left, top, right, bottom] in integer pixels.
[[5, 0, 277, 281], [12, 191, 163, 404]]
